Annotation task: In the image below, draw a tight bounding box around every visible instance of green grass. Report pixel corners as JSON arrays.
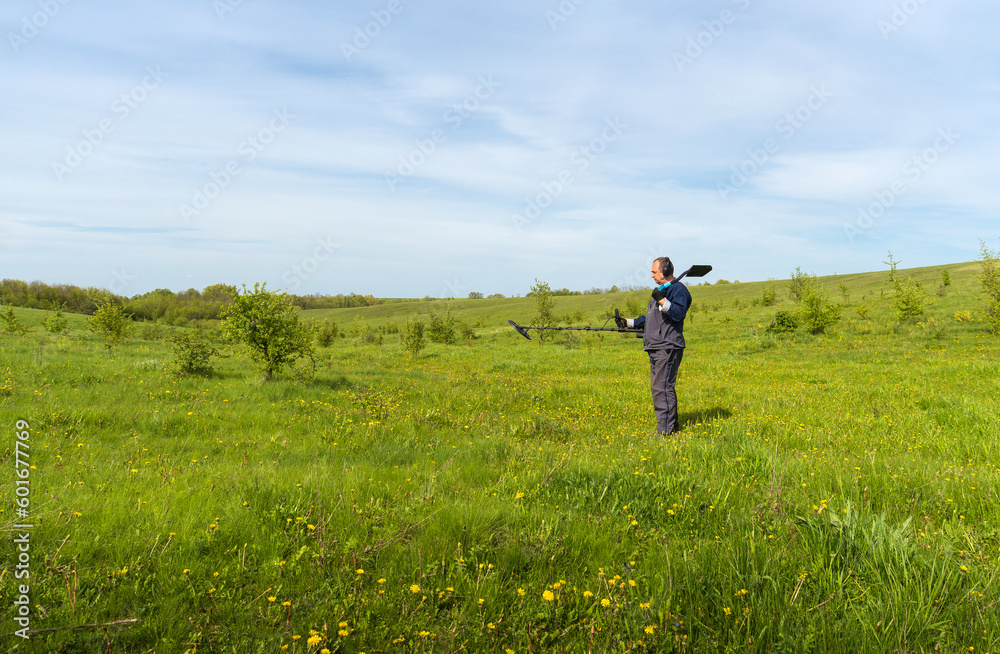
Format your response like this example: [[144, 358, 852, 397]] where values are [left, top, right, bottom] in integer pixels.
[[1, 261, 999, 653]]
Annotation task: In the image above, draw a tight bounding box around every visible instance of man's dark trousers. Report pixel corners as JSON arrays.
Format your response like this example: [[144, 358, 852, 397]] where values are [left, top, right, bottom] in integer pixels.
[[648, 348, 683, 434]]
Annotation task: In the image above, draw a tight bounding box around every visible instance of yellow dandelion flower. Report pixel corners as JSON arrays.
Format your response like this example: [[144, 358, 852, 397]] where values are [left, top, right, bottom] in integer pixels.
[[410, 584, 421, 593], [542, 590, 555, 602], [378, 578, 386, 584], [267, 596, 276, 602], [292, 635, 301, 641], [478, 598, 485, 605], [601, 598, 610, 607], [628, 580, 636, 587], [644, 625, 656, 634], [338, 622, 348, 628], [583, 590, 594, 598], [308, 635, 322, 645], [338, 630, 348, 637], [517, 588, 526, 596], [356, 568, 365, 575], [282, 601, 291, 607]]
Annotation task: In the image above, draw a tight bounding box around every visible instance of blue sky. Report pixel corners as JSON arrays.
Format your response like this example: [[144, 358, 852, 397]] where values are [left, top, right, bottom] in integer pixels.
[[2, 0, 997, 298]]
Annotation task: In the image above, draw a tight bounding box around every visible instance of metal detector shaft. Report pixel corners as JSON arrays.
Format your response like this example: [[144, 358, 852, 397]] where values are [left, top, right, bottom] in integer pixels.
[[507, 319, 641, 341]]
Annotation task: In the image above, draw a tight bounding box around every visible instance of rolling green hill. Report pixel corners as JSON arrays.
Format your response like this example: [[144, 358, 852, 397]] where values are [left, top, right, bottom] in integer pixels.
[[0, 258, 997, 653]]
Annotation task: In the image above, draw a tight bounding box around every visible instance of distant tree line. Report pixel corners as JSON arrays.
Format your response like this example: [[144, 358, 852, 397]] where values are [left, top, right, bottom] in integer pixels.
[[0, 278, 388, 325]]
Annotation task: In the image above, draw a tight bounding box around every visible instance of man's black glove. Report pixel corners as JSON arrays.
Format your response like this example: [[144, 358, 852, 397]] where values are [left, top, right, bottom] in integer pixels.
[[614, 308, 626, 329], [651, 288, 666, 302]]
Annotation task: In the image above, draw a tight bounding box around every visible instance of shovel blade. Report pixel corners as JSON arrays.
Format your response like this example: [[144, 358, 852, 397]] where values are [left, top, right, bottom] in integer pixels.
[[685, 264, 713, 278]]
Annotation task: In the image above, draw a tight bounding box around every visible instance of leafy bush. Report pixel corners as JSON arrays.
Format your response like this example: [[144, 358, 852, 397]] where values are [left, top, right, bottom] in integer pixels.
[[401, 318, 425, 356], [353, 317, 383, 345], [88, 300, 131, 348], [427, 312, 456, 344], [531, 279, 556, 342], [978, 239, 1000, 333], [788, 267, 815, 302], [170, 330, 223, 375], [42, 309, 68, 334], [456, 319, 477, 341], [884, 252, 925, 323], [801, 290, 841, 334], [766, 310, 799, 334], [221, 282, 315, 380], [315, 320, 339, 347], [761, 280, 778, 306], [2, 307, 31, 335]]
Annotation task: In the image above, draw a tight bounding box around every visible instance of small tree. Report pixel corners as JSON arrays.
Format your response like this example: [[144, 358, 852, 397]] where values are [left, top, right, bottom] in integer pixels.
[[2, 307, 31, 335], [170, 330, 223, 375], [315, 320, 339, 347], [42, 309, 68, 334], [761, 279, 778, 306], [788, 267, 815, 302], [88, 300, 131, 348], [427, 312, 456, 344], [766, 309, 799, 334], [401, 318, 425, 356], [801, 290, 841, 334], [531, 279, 555, 342], [222, 283, 315, 380], [467, 291, 484, 299], [979, 239, 1000, 333], [884, 251, 925, 323]]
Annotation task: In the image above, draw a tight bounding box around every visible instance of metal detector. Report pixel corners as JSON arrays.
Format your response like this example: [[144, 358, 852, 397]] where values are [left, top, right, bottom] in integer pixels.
[[508, 264, 712, 340]]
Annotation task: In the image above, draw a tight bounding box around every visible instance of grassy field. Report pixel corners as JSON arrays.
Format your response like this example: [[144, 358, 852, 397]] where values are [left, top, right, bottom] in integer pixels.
[[1, 261, 999, 653]]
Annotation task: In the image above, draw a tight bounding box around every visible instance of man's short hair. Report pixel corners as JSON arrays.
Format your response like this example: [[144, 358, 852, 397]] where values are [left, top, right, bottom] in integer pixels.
[[654, 257, 673, 277]]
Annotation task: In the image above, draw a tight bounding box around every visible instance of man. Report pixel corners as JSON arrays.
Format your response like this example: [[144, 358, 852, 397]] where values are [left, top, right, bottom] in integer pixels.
[[617, 257, 691, 435]]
